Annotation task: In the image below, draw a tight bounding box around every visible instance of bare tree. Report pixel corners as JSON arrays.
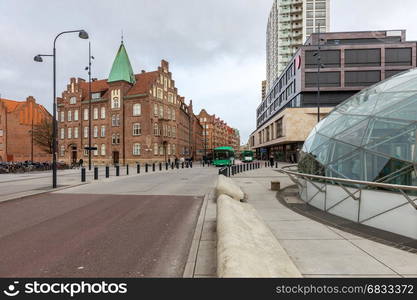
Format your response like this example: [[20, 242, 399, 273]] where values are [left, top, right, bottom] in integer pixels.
[[32, 118, 53, 154]]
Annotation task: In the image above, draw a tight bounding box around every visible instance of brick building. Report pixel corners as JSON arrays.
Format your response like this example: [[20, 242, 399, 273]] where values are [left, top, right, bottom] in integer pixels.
[[57, 42, 203, 165], [198, 109, 240, 154], [0, 96, 51, 162]]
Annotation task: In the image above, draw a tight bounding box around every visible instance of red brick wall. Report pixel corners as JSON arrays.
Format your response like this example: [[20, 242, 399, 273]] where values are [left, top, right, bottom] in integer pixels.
[[0, 97, 51, 162]]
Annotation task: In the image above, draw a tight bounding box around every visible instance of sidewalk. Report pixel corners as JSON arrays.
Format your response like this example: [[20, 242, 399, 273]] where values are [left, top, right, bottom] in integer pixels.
[[232, 166, 417, 277]]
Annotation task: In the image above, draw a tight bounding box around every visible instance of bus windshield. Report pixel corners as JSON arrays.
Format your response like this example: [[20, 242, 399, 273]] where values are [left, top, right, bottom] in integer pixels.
[[214, 150, 232, 160]]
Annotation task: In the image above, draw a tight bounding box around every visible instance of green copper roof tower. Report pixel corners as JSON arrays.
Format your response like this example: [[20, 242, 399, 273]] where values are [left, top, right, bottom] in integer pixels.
[[108, 42, 136, 84]]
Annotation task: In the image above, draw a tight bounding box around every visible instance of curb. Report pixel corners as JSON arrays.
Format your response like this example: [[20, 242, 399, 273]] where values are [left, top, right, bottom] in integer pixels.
[[183, 190, 213, 277]]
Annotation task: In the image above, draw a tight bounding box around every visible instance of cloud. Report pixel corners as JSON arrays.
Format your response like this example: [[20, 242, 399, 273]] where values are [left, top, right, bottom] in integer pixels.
[[1, 0, 417, 143]]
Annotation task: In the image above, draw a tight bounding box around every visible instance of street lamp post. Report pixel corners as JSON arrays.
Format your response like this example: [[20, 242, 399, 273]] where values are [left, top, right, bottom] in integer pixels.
[[315, 25, 322, 123], [85, 42, 94, 170], [34, 29, 89, 188]]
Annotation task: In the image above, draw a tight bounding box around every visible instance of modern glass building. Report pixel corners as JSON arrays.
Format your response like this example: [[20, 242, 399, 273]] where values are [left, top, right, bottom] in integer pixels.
[[299, 68, 417, 187]]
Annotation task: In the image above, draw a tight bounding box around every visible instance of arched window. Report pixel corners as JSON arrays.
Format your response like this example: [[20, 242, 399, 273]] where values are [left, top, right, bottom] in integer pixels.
[[101, 107, 106, 119], [93, 107, 99, 120], [154, 143, 158, 155], [60, 145, 65, 157], [112, 97, 120, 109], [133, 103, 141, 116], [101, 144, 106, 156], [153, 123, 159, 136], [93, 126, 98, 138], [94, 144, 98, 156]]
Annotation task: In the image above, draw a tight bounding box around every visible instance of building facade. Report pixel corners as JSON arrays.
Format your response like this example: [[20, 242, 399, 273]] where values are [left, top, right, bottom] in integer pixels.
[[57, 42, 203, 165], [0, 96, 51, 162], [198, 109, 240, 155], [266, 0, 330, 90], [251, 30, 417, 162]]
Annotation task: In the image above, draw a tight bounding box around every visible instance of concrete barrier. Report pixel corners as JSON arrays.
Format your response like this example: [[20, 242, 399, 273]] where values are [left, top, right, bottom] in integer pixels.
[[216, 175, 244, 201], [217, 194, 301, 278]]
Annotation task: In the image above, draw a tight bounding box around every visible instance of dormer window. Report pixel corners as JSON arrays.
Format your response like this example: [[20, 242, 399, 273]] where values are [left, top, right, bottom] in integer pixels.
[[92, 92, 101, 99]]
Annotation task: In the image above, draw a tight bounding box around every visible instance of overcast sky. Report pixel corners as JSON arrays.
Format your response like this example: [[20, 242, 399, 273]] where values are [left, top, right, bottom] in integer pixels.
[[1, 0, 417, 143]]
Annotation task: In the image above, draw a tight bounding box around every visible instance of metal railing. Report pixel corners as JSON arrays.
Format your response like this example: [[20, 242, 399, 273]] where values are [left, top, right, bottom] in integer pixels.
[[279, 165, 417, 210]]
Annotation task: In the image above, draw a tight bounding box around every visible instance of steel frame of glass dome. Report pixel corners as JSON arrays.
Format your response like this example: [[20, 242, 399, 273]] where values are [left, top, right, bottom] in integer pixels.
[[300, 68, 417, 188], [278, 68, 417, 240]]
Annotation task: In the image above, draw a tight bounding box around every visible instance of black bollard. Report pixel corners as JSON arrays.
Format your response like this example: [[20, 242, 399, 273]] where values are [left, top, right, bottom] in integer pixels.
[[190, 161, 193, 168], [116, 165, 120, 176], [159, 162, 162, 171], [81, 167, 86, 182], [186, 161, 189, 168], [203, 161, 205, 167], [105, 165, 109, 178], [176, 162, 179, 169], [182, 162, 184, 169], [126, 164, 129, 175], [94, 166, 98, 180], [152, 163, 155, 172], [146, 163, 149, 172], [166, 162, 169, 170], [137, 163, 140, 174], [171, 162, 174, 169]]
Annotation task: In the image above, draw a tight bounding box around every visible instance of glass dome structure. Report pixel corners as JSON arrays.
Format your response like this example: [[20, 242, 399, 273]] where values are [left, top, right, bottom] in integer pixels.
[[299, 68, 417, 186]]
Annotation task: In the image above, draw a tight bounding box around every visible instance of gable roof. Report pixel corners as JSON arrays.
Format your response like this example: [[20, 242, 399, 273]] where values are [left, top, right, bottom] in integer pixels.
[[0, 98, 21, 112], [127, 71, 159, 95], [108, 43, 136, 84]]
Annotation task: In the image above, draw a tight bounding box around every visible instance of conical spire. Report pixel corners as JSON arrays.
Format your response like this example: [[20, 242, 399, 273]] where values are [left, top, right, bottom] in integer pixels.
[[108, 42, 136, 84]]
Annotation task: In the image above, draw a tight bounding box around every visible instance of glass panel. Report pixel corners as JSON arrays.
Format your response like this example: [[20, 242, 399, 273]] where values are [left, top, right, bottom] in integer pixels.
[[335, 118, 370, 147], [372, 92, 417, 115], [314, 111, 342, 133], [363, 150, 413, 183], [379, 72, 417, 92], [326, 140, 357, 165], [364, 123, 417, 162], [373, 70, 415, 92], [335, 91, 379, 115], [327, 149, 364, 180], [310, 140, 332, 164], [379, 164, 415, 186], [362, 117, 413, 147], [298, 152, 325, 176], [318, 114, 368, 138], [308, 133, 330, 153], [302, 132, 315, 152], [376, 93, 417, 121]]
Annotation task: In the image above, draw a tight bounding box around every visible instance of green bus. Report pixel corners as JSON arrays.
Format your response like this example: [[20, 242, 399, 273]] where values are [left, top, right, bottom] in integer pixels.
[[213, 146, 235, 166], [241, 150, 254, 162]]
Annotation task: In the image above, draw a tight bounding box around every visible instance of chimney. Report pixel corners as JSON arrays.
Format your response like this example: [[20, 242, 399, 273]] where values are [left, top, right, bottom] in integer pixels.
[[26, 96, 36, 103], [141, 70, 146, 73]]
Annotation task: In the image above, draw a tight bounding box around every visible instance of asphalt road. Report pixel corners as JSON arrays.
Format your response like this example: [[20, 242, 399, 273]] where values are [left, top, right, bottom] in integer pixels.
[[0, 167, 217, 277]]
